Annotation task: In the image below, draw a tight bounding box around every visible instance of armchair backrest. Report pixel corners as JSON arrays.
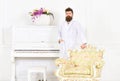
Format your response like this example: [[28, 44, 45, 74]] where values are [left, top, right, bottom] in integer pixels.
[[68, 45, 104, 66]]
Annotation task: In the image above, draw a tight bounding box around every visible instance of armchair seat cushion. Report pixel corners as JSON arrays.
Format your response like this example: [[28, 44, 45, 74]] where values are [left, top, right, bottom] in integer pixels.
[[64, 66, 91, 75]]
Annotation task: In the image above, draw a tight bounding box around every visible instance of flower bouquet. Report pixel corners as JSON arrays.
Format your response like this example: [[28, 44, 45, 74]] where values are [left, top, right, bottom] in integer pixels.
[[29, 8, 54, 25]]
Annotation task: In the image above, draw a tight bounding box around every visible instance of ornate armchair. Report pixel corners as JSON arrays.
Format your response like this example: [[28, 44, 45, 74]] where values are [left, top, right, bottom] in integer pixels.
[[55, 45, 104, 81]]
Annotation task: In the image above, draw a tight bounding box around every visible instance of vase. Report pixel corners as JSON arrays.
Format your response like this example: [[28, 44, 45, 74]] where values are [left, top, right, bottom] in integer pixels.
[[32, 15, 51, 26]]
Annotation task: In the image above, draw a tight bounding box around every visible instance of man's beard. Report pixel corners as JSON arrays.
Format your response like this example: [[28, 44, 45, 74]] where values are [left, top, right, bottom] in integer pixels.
[[66, 16, 72, 22]]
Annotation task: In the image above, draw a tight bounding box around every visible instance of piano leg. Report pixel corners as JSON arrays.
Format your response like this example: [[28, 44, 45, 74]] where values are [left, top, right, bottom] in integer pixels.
[[11, 57, 16, 81]]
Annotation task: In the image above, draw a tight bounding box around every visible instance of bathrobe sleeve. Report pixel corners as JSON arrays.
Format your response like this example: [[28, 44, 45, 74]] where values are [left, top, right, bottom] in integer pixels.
[[76, 22, 87, 45], [57, 24, 62, 40]]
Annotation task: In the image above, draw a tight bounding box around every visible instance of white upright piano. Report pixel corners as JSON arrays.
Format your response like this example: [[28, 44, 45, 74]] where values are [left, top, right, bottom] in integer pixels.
[[11, 25, 60, 81]]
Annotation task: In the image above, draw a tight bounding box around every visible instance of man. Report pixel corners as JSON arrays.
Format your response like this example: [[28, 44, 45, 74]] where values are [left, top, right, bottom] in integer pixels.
[[58, 7, 87, 58]]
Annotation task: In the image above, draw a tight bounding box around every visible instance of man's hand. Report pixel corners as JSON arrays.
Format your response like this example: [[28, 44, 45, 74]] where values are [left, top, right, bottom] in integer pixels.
[[80, 43, 87, 49], [58, 39, 64, 44]]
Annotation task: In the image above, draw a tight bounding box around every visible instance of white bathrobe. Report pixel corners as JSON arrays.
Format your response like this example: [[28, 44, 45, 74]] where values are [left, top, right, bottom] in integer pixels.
[[58, 20, 87, 58]]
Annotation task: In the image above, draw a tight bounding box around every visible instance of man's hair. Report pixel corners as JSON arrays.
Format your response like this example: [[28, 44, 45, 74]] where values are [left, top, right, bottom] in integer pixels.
[[65, 7, 73, 14]]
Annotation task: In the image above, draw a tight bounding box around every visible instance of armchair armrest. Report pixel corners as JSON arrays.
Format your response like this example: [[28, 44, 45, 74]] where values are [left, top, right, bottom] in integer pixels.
[[95, 60, 104, 69], [93, 60, 105, 78], [55, 58, 67, 66], [55, 58, 73, 66], [55, 58, 75, 77]]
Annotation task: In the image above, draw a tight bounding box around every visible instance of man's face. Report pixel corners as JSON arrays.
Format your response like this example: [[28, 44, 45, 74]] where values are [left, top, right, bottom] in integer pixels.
[[65, 11, 73, 22]]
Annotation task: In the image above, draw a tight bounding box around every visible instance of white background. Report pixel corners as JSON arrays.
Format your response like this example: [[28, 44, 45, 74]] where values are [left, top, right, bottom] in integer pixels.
[[0, 0, 120, 81]]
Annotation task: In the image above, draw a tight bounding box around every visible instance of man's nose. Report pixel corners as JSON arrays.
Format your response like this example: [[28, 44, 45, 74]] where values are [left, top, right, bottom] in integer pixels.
[[66, 14, 70, 16]]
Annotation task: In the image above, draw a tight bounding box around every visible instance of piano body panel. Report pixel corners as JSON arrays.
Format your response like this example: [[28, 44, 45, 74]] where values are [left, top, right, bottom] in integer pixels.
[[11, 25, 60, 81]]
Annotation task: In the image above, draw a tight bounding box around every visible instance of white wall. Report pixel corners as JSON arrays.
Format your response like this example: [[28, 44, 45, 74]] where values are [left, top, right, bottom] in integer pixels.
[[0, 0, 3, 45], [87, 0, 120, 44], [87, 0, 120, 81], [0, 0, 11, 81], [0, 0, 120, 81]]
